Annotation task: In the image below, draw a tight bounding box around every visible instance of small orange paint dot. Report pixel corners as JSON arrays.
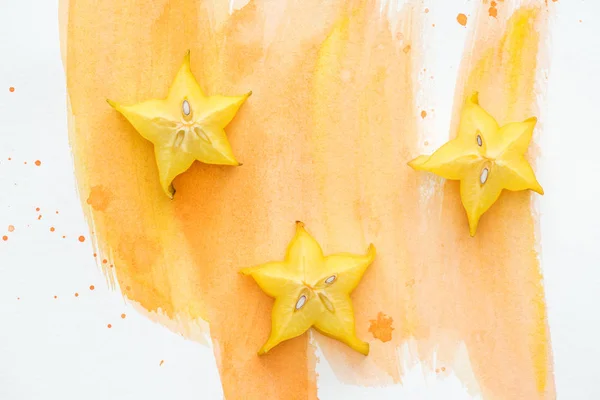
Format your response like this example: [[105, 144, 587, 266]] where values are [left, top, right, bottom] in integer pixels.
[[110, 264, 114, 268], [55, 210, 59, 214], [35, 160, 41, 166], [24, 161, 27, 165], [457, 13, 468, 26], [75, 293, 79, 297], [8, 157, 11, 161], [35, 207, 40, 212], [89, 285, 95, 290], [50, 227, 55, 232], [93, 253, 97, 257], [159, 360, 164, 366], [62, 235, 66, 239], [421, 110, 427, 119], [2, 236, 8, 241], [441, 367, 446, 371], [78, 235, 85, 242], [489, 7, 498, 17], [432, 23, 435, 27], [17, 297, 20, 300], [424, 8, 429, 13], [54, 295, 57, 299], [107, 324, 112, 329], [8, 225, 15, 232], [102, 259, 108, 264], [121, 313, 126, 319], [37, 215, 42, 220], [9, 87, 14, 92]]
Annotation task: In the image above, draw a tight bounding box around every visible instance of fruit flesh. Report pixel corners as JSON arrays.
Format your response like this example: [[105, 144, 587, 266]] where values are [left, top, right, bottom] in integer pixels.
[[108, 51, 251, 198], [241, 221, 375, 355], [408, 92, 543, 236]]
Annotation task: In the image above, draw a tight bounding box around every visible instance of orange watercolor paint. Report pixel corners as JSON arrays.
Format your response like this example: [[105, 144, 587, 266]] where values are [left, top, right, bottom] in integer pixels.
[[60, 1, 555, 398]]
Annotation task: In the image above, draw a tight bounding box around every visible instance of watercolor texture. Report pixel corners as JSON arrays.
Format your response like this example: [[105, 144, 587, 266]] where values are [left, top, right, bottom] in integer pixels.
[[58, 0, 555, 398]]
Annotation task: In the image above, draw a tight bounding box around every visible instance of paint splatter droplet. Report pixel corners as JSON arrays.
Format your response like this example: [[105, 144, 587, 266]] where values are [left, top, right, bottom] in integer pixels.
[[424, 8, 429, 13], [489, 6, 498, 18], [102, 259, 108, 264], [107, 324, 112, 329], [93, 253, 97, 257], [35, 160, 41, 166], [368, 312, 394, 342], [441, 367, 446, 372], [9, 87, 14, 92], [121, 313, 126, 319], [78, 235, 85, 242], [457, 13, 468, 26], [86, 185, 112, 212], [37, 215, 42, 220], [75, 293, 79, 297], [2, 236, 8, 241], [421, 110, 427, 119], [159, 360, 164, 366], [89, 285, 95, 291], [54, 295, 58, 299], [50, 227, 55, 232], [402, 45, 411, 54], [35, 207, 40, 212], [8, 225, 14, 232]]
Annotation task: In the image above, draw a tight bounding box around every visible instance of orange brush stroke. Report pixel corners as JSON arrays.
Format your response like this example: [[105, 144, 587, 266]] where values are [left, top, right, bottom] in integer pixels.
[[60, 0, 555, 398]]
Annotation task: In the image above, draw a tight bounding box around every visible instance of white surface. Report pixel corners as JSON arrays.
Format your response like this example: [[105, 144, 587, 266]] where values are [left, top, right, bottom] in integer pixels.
[[0, 0, 599, 399]]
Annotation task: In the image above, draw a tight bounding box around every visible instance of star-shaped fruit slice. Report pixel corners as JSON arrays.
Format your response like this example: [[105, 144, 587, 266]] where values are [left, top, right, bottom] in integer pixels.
[[107, 51, 251, 198], [409, 92, 544, 236], [241, 221, 376, 355]]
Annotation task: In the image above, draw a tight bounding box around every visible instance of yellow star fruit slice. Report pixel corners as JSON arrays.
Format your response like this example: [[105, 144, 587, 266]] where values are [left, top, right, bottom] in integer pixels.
[[107, 51, 251, 198], [241, 221, 376, 355], [409, 93, 543, 236]]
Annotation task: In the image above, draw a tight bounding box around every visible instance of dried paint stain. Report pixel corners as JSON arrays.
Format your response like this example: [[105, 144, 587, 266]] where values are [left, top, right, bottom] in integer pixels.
[[368, 312, 394, 342]]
